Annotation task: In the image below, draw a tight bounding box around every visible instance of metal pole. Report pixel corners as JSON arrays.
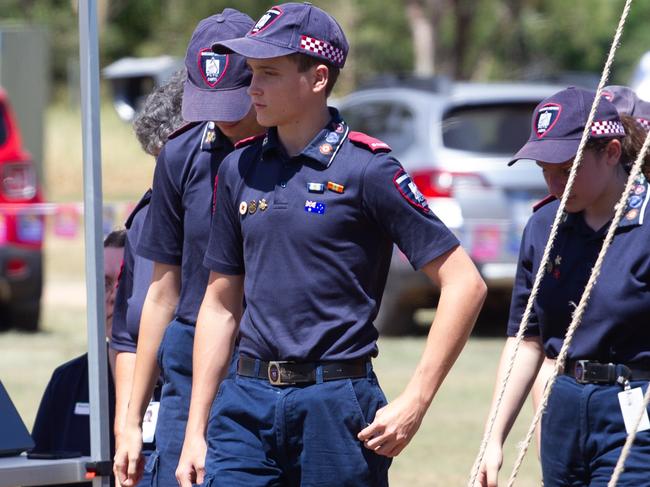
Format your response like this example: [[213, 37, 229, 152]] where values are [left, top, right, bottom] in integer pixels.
[[78, 1, 110, 486]]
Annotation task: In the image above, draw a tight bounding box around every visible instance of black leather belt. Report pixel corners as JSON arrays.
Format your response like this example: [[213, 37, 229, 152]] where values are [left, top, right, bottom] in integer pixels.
[[564, 360, 650, 385], [237, 356, 369, 386]]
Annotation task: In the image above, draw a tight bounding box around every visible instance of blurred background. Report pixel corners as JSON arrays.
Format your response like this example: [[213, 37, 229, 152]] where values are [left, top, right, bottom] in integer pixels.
[[1, 0, 650, 484]]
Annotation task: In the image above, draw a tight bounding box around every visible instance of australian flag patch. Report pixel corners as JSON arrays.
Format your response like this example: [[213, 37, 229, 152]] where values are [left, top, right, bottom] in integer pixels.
[[199, 49, 228, 87], [304, 200, 326, 215], [393, 169, 430, 213]]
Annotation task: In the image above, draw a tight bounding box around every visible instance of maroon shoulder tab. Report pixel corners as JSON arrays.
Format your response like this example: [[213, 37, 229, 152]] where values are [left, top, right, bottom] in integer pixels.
[[533, 194, 557, 212], [168, 121, 200, 140], [348, 131, 391, 153], [234, 133, 266, 149]]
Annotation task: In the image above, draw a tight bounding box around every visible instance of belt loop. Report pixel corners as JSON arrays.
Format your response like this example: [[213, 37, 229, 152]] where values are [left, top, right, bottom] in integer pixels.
[[254, 358, 261, 377], [315, 364, 324, 384]]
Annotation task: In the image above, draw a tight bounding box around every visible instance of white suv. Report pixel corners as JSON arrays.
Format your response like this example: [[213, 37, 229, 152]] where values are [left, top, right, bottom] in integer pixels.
[[338, 79, 562, 334]]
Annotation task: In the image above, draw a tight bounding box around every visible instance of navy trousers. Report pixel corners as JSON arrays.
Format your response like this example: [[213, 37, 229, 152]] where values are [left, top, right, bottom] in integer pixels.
[[541, 375, 650, 486], [144, 319, 195, 487], [203, 359, 391, 487]]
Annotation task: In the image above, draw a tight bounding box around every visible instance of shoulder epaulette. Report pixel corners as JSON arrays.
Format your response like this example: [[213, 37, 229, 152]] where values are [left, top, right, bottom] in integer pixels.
[[234, 133, 266, 149], [167, 121, 200, 140], [348, 131, 391, 153], [533, 194, 557, 212]]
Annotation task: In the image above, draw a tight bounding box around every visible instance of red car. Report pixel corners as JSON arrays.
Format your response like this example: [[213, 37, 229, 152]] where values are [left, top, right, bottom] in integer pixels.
[[0, 87, 44, 331]]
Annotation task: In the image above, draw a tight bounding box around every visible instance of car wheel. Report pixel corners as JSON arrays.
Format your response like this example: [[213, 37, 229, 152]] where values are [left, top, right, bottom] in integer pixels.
[[8, 300, 40, 332]]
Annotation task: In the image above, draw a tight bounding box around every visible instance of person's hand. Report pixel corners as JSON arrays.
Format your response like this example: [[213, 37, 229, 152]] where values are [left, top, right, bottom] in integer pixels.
[[175, 433, 207, 487], [357, 391, 426, 457], [476, 441, 503, 487], [113, 424, 144, 487]]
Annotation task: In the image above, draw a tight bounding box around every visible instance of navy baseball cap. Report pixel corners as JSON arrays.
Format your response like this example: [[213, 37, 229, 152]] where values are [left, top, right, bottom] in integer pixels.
[[212, 3, 348, 69], [603, 85, 650, 132], [182, 9, 254, 122], [509, 86, 626, 166]]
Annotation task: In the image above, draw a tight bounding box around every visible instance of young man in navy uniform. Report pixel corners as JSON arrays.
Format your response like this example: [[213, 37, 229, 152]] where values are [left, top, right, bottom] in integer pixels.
[[113, 10, 263, 487], [177, 3, 486, 486]]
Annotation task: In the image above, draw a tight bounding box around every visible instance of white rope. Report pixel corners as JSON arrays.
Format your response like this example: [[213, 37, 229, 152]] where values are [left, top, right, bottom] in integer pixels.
[[467, 2, 634, 485], [507, 116, 650, 486], [608, 381, 650, 486]]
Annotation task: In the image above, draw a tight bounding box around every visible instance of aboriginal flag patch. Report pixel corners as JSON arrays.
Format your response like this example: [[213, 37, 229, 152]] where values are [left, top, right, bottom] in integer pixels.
[[394, 169, 430, 213]]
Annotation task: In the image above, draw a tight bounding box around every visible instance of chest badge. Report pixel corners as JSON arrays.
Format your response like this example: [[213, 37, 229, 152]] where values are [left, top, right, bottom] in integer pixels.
[[327, 181, 345, 194], [259, 198, 268, 211], [239, 201, 248, 215], [248, 200, 258, 214], [305, 200, 326, 215], [319, 143, 333, 155], [307, 182, 325, 193], [547, 254, 562, 279]]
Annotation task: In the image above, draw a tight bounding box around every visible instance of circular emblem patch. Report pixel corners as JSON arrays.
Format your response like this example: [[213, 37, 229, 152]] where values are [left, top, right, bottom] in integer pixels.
[[626, 208, 639, 221], [634, 184, 646, 195], [319, 143, 333, 155], [239, 201, 248, 215], [325, 132, 339, 144]]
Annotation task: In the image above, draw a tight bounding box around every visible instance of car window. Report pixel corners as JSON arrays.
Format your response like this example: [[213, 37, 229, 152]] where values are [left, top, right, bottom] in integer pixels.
[[340, 101, 415, 154], [442, 103, 536, 154], [0, 104, 7, 147]]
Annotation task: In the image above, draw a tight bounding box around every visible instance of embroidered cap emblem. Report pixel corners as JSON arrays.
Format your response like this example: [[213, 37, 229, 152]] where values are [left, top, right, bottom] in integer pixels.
[[199, 49, 229, 87], [535, 103, 562, 138]]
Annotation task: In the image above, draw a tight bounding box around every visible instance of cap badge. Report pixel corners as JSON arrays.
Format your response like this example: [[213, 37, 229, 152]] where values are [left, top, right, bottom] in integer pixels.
[[535, 103, 562, 138], [199, 49, 229, 87], [250, 7, 283, 35]]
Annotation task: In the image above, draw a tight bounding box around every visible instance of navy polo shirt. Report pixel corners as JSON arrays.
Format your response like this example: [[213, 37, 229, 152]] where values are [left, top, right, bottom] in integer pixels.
[[205, 110, 459, 361], [138, 122, 234, 325], [111, 190, 153, 352], [508, 173, 650, 365]]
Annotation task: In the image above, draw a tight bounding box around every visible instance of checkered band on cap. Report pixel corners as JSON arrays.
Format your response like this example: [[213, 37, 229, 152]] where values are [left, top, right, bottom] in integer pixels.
[[637, 118, 650, 131], [591, 120, 625, 136], [299, 35, 345, 67]]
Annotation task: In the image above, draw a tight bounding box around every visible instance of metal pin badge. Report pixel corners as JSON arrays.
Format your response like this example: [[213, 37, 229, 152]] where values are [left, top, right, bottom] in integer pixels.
[[307, 182, 325, 193], [248, 200, 257, 214], [259, 198, 268, 211], [327, 181, 344, 194], [239, 201, 248, 215]]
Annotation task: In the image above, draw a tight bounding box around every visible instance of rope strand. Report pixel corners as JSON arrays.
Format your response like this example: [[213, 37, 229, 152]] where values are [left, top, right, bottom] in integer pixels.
[[608, 381, 650, 486], [506, 89, 649, 487], [467, 1, 634, 485]]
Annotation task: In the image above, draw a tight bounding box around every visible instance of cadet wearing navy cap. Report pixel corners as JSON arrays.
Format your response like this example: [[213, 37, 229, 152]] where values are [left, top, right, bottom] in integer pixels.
[[113, 9, 263, 487], [478, 87, 650, 487], [110, 70, 185, 487], [177, 3, 486, 486]]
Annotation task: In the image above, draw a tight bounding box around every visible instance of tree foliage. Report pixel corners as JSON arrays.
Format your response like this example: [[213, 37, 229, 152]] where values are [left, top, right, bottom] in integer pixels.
[[1, 0, 648, 96]]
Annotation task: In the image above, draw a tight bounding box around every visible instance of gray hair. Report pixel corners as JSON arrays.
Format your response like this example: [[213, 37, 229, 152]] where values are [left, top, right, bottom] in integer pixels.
[[133, 69, 186, 156]]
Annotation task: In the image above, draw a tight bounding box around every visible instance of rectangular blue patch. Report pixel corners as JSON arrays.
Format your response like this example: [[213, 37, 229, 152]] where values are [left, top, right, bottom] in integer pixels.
[[304, 200, 326, 215]]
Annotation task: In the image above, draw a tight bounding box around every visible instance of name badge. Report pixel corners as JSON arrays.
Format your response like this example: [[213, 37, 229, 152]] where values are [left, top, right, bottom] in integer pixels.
[[74, 402, 90, 416], [142, 401, 160, 444], [618, 387, 650, 434]]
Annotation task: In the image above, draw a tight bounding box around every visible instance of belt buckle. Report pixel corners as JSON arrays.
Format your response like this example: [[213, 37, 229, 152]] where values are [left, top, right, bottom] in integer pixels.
[[268, 361, 294, 386], [574, 360, 590, 384]]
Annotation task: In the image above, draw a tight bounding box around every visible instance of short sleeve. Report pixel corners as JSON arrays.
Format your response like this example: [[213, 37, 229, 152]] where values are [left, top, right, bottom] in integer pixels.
[[137, 147, 183, 265], [111, 230, 136, 352], [506, 221, 540, 337], [361, 154, 459, 270], [203, 155, 244, 275]]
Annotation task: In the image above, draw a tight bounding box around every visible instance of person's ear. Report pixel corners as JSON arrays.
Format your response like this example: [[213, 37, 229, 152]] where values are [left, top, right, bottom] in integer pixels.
[[605, 139, 622, 166], [312, 64, 329, 95]]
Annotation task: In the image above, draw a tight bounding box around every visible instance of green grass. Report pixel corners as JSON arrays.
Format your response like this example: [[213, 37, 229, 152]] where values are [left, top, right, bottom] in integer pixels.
[[0, 100, 543, 485]]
